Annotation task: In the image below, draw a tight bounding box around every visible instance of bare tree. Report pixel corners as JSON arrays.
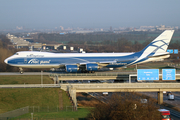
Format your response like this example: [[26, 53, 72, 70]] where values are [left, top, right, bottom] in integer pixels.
[[87, 92, 161, 120]]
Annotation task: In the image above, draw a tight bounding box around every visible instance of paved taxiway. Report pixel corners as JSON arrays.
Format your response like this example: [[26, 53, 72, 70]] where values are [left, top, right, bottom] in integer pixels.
[[1, 71, 180, 75], [0, 72, 51, 75]]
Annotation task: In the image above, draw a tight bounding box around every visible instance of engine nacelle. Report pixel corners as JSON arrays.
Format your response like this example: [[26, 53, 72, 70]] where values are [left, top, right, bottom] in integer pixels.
[[65, 65, 79, 72], [86, 63, 99, 71]]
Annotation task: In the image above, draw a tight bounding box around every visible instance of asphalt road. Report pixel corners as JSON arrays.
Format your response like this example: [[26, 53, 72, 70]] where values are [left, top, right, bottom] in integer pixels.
[[140, 92, 180, 108], [171, 115, 180, 120], [89, 92, 180, 120], [140, 92, 180, 120]]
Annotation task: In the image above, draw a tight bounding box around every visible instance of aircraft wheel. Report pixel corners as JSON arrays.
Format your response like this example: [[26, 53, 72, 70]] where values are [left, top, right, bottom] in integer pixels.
[[19, 69, 24, 74], [19, 68, 23, 74]]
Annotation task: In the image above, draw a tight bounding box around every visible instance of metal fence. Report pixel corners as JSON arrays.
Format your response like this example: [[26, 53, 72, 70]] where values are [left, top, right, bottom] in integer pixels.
[[49, 72, 136, 77], [10, 117, 86, 120], [0, 106, 77, 120], [0, 106, 29, 120], [8, 117, 85, 120], [29, 106, 76, 113]]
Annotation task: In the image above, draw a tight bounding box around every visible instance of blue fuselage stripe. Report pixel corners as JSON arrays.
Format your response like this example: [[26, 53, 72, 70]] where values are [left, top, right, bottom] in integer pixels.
[[7, 52, 143, 68]]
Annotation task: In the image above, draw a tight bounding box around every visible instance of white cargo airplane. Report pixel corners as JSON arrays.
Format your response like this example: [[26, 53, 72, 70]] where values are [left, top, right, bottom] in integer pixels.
[[4, 30, 174, 73]]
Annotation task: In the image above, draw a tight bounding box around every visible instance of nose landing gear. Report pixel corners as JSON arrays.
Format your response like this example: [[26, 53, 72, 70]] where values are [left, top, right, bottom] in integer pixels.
[[19, 68, 23, 74]]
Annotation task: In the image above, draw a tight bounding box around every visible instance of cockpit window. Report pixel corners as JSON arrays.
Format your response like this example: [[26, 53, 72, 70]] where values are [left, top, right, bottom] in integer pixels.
[[15, 53, 19, 55]]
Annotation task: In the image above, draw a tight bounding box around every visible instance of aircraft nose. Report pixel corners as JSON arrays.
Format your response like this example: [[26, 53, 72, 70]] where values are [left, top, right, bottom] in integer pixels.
[[4, 58, 8, 64]]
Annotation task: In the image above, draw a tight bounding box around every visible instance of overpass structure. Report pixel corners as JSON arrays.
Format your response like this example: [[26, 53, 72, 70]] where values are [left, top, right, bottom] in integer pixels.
[[50, 72, 136, 82], [62, 83, 180, 109], [50, 72, 180, 83], [1, 82, 180, 110], [49, 72, 180, 109]]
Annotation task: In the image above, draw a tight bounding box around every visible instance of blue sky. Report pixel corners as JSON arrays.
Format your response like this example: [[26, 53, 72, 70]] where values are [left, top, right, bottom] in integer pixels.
[[0, 0, 180, 29]]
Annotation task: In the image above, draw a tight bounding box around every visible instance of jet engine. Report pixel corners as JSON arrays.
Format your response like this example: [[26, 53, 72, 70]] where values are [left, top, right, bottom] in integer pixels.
[[86, 63, 99, 71], [65, 65, 79, 72]]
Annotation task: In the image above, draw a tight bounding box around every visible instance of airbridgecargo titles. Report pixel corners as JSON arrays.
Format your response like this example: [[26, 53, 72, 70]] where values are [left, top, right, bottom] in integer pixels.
[[28, 59, 51, 64], [4, 30, 174, 74]]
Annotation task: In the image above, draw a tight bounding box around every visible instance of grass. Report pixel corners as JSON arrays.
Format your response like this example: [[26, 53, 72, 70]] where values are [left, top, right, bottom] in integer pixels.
[[114, 61, 175, 72], [0, 88, 91, 119], [0, 75, 53, 84], [14, 108, 90, 119], [0, 88, 72, 113], [0, 75, 91, 119], [136, 61, 174, 69]]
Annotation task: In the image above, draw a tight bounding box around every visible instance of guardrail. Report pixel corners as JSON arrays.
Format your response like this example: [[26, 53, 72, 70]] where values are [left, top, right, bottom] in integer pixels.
[[50, 73, 180, 77], [0, 84, 60, 88], [62, 83, 180, 89], [49, 72, 136, 77], [50, 73, 180, 82], [60, 83, 180, 92]]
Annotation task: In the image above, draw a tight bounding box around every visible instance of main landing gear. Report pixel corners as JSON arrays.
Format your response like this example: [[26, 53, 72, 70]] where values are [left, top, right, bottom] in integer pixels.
[[81, 70, 95, 73], [19, 68, 24, 74]]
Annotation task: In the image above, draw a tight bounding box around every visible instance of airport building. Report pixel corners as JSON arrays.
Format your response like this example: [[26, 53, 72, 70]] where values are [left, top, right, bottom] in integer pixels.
[[6, 33, 62, 50]]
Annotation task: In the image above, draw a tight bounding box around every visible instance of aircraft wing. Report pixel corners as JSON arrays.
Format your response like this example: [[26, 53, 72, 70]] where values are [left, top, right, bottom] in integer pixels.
[[58, 60, 116, 72]]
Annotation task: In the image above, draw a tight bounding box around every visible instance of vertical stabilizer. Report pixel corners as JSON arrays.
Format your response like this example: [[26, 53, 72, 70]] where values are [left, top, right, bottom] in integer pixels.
[[129, 30, 175, 65], [141, 30, 174, 55]]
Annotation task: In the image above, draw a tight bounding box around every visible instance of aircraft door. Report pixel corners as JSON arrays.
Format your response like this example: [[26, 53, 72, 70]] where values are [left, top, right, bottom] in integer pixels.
[[24, 58, 27, 64]]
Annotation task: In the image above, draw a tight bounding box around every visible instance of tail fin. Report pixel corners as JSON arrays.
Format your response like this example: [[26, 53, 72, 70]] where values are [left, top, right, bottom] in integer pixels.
[[141, 30, 174, 55]]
